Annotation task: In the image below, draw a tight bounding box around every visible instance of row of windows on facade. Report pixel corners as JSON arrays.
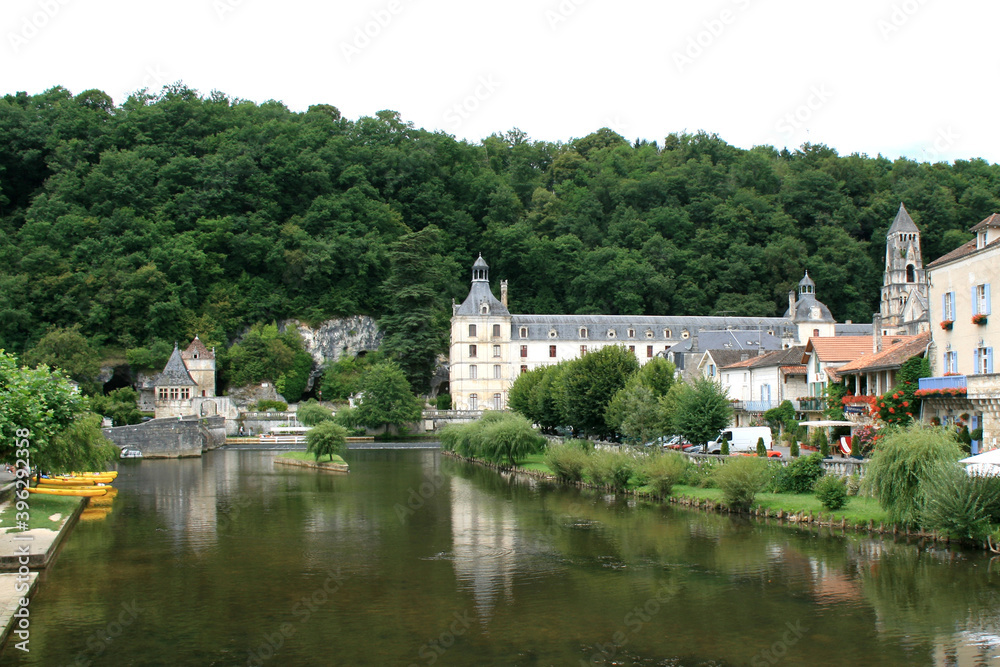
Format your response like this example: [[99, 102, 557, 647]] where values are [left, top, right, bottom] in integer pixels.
[[467, 324, 690, 340], [941, 284, 991, 321], [467, 344, 503, 358], [466, 393, 504, 410], [943, 348, 995, 375], [467, 365, 504, 379], [157, 387, 191, 400]]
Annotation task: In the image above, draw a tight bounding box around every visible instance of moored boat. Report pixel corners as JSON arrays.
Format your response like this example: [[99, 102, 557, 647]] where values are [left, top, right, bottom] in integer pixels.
[[37, 477, 100, 487], [28, 486, 108, 497]]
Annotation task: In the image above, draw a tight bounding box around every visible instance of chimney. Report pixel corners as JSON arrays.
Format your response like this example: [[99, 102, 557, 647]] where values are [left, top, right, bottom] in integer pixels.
[[500, 280, 508, 307], [873, 313, 882, 353], [788, 290, 796, 317]]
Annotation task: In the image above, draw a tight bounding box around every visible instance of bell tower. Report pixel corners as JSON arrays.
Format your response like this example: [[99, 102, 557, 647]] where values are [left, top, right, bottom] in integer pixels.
[[881, 203, 929, 333]]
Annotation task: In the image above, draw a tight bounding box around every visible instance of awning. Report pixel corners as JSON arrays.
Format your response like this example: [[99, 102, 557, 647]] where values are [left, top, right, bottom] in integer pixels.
[[797, 420, 854, 427]]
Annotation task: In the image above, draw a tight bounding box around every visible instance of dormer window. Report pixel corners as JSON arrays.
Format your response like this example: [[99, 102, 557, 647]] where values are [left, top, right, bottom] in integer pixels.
[[548, 329, 558, 339], [580, 327, 588, 339], [519, 327, 527, 338], [980, 231, 989, 249], [645, 329, 654, 339], [481, 304, 489, 315], [627, 328, 635, 339], [664, 329, 671, 339], [607, 329, 616, 339]]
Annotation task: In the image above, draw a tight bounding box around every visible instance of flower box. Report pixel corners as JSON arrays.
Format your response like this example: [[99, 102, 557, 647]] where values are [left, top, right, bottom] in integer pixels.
[[913, 387, 968, 398], [973, 314, 988, 325], [940, 320, 953, 330]]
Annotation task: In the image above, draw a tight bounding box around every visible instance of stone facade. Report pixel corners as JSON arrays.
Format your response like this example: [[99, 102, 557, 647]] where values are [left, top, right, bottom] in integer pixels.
[[152, 338, 217, 419], [102, 416, 226, 458], [880, 203, 930, 335]]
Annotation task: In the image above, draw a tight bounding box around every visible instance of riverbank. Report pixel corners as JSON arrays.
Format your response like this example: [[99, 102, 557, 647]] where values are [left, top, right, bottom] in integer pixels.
[[274, 451, 349, 472], [443, 451, 981, 546]]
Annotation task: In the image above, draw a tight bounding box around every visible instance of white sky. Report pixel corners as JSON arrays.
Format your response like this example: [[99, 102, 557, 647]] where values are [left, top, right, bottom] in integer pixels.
[[3, 0, 998, 163]]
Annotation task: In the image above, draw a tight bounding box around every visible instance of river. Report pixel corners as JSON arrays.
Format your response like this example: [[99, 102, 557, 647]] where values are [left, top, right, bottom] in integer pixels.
[[3, 447, 1000, 666]]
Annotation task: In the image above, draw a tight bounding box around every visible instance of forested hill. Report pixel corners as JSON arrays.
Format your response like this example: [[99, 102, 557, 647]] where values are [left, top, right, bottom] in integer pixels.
[[2, 85, 997, 361]]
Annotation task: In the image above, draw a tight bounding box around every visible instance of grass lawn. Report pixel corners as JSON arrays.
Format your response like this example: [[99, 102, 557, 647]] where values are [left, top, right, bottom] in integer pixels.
[[670, 484, 887, 525], [516, 453, 551, 474], [0, 493, 81, 531], [277, 451, 347, 465]]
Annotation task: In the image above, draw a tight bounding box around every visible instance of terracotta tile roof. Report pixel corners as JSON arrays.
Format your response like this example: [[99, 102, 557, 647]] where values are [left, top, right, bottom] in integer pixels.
[[802, 336, 877, 364], [835, 332, 931, 374], [781, 365, 807, 375], [970, 213, 1000, 232], [928, 213, 1000, 269], [721, 346, 805, 371]]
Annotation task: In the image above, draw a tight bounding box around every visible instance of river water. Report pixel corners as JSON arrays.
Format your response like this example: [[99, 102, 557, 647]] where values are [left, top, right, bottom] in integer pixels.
[[4, 447, 1000, 666]]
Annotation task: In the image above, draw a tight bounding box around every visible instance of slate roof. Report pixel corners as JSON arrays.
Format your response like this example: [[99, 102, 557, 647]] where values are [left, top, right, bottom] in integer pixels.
[[454, 255, 510, 317], [705, 349, 762, 369], [511, 316, 792, 343], [783, 272, 836, 323], [181, 336, 214, 360], [888, 203, 919, 235], [835, 323, 872, 336], [154, 344, 197, 387], [834, 332, 931, 374], [721, 346, 806, 371]]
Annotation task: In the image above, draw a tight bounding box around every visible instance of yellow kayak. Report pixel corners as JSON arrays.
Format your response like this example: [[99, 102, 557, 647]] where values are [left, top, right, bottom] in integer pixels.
[[87, 489, 119, 505], [70, 472, 118, 480], [79, 506, 113, 520], [38, 477, 100, 487], [55, 475, 116, 484], [28, 486, 108, 497]]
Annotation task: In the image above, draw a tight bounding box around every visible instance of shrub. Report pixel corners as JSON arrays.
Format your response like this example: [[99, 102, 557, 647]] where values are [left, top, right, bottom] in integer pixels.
[[639, 452, 689, 497], [254, 400, 288, 412], [297, 400, 334, 426], [586, 448, 635, 491], [862, 424, 964, 525], [850, 435, 860, 458], [681, 458, 720, 488], [812, 429, 829, 457], [921, 463, 1000, 543], [846, 474, 861, 496], [814, 474, 848, 510], [477, 413, 545, 466], [756, 437, 767, 457], [789, 439, 799, 458], [720, 438, 729, 455], [305, 421, 348, 461], [545, 444, 589, 482], [713, 457, 772, 511], [773, 453, 824, 494], [436, 393, 452, 410]]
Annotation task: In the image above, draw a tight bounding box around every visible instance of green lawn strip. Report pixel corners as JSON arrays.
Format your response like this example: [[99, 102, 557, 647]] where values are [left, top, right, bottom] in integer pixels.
[[669, 485, 887, 525], [277, 451, 347, 465], [516, 453, 552, 475], [0, 493, 80, 530]]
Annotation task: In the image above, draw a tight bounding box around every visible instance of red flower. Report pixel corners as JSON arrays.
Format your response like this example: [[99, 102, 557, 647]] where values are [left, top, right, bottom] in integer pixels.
[[902, 401, 910, 407], [889, 407, 895, 413], [880, 402, 885, 407]]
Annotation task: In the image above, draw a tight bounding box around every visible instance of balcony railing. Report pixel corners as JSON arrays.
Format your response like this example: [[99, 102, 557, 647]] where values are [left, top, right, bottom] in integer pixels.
[[742, 400, 777, 412], [796, 398, 825, 412], [918, 375, 967, 391]]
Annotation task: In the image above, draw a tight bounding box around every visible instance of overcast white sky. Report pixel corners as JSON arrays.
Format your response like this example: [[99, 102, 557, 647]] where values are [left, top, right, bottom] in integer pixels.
[[3, 0, 998, 163]]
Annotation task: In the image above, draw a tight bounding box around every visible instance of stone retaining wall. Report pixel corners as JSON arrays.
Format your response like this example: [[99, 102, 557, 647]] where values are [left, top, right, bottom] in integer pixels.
[[102, 416, 226, 458]]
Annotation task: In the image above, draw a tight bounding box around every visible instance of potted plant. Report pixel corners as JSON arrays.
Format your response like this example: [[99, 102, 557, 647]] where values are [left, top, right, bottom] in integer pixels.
[[973, 313, 988, 325], [940, 320, 954, 330]]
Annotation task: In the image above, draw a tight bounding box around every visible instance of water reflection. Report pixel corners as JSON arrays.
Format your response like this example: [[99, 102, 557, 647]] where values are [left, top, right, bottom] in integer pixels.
[[3, 449, 1000, 666]]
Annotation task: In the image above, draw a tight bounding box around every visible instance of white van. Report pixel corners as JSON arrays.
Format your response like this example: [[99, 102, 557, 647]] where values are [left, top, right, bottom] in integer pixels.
[[706, 427, 773, 454]]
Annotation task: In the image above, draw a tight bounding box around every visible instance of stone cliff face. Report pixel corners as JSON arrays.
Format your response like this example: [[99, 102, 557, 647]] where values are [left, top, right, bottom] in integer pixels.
[[285, 315, 383, 366]]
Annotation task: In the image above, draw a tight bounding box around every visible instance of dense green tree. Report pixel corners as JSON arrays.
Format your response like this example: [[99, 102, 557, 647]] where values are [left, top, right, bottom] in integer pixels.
[[24, 325, 101, 394], [89, 387, 143, 426], [296, 399, 334, 426], [560, 346, 639, 438], [0, 351, 116, 472], [671, 377, 734, 450], [354, 361, 423, 434], [306, 421, 348, 462]]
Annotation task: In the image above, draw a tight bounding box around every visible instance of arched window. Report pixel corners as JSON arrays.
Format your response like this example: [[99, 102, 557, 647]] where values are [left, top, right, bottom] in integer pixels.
[[906, 264, 915, 283], [580, 327, 588, 339]]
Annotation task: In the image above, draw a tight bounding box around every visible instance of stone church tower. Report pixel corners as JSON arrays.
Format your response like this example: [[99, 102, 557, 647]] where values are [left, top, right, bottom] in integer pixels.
[[181, 336, 216, 398], [449, 255, 512, 412], [880, 203, 929, 334]]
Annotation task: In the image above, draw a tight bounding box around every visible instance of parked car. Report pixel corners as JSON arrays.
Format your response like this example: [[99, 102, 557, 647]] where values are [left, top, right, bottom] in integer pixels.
[[706, 427, 773, 455]]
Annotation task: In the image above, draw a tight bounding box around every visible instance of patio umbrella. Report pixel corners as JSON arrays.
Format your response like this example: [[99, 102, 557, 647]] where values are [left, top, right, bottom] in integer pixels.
[[959, 448, 1000, 477]]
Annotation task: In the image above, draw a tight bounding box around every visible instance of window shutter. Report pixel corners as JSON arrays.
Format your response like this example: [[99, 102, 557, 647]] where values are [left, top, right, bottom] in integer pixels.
[[989, 348, 994, 374], [973, 287, 979, 316], [986, 284, 992, 315], [944, 352, 949, 373], [951, 292, 956, 319], [942, 294, 947, 319], [974, 348, 981, 374]]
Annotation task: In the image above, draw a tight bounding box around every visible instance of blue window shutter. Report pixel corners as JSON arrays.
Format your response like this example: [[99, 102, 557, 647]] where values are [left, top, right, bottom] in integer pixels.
[[974, 348, 981, 374], [973, 287, 979, 316], [950, 292, 956, 319], [944, 352, 949, 373], [989, 348, 994, 374], [986, 284, 992, 315]]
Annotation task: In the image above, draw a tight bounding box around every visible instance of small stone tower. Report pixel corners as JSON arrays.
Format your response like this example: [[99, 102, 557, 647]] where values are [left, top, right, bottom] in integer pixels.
[[181, 336, 216, 398], [784, 271, 836, 341], [881, 203, 929, 334]]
